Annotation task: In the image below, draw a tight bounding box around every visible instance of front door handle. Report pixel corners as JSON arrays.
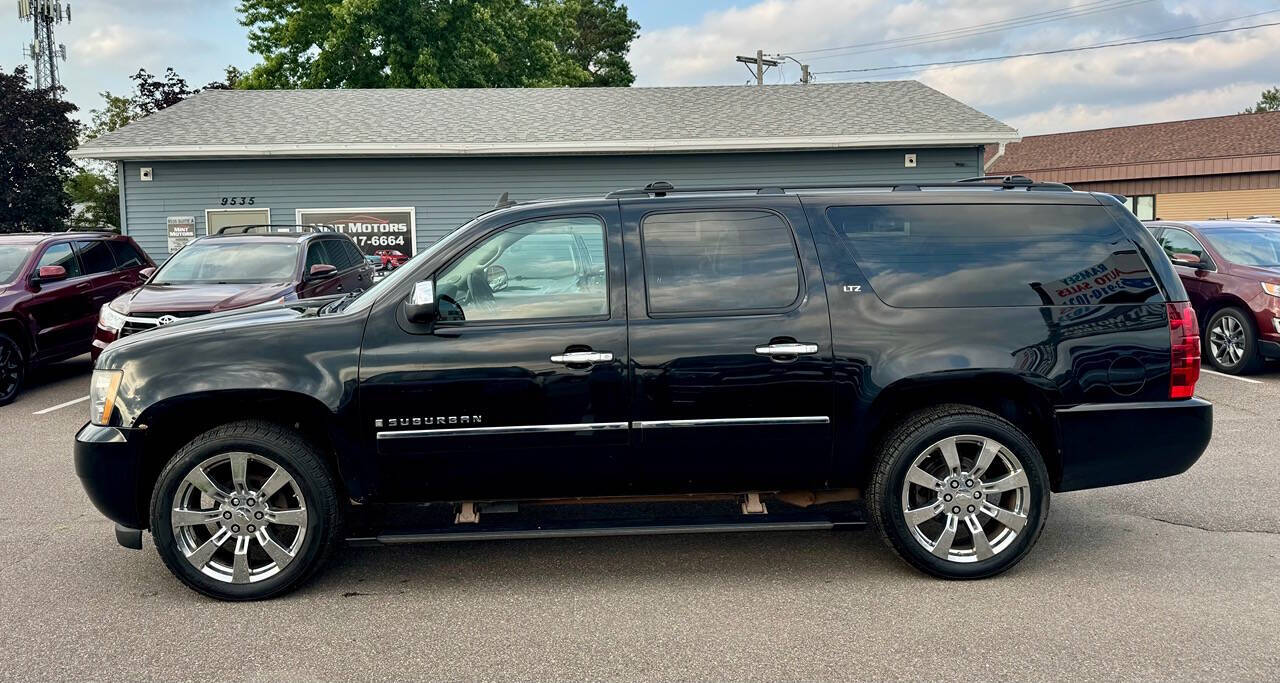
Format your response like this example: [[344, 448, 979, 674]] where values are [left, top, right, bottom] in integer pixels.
[[551, 351, 614, 365], [755, 343, 819, 356]]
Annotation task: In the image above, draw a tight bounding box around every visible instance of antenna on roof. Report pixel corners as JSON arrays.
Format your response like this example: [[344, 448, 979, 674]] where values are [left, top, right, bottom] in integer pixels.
[[495, 192, 517, 209]]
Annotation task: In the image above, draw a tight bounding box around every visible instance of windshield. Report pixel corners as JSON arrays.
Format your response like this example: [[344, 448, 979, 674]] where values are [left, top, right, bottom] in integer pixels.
[[153, 242, 298, 284], [338, 218, 479, 314], [1203, 228, 1280, 267], [0, 245, 33, 284]]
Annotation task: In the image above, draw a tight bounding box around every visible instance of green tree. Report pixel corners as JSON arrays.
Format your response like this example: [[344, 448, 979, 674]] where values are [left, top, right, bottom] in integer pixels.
[[0, 67, 79, 233], [65, 169, 121, 229], [1243, 86, 1280, 114], [235, 0, 639, 89], [75, 65, 240, 229]]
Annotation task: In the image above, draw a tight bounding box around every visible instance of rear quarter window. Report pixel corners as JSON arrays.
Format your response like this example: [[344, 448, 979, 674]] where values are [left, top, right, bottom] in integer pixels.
[[825, 204, 1160, 308]]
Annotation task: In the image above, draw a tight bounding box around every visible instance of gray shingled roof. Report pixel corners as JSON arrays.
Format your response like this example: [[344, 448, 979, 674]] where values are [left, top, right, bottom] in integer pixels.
[[73, 81, 1018, 160]]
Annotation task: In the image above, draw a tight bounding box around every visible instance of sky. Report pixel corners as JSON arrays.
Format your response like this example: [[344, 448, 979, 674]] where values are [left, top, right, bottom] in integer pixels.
[[2, 0, 1278, 136]]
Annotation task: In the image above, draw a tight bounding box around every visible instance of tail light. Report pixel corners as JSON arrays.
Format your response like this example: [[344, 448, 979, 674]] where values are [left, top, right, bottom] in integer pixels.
[[1167, 302, 1200, 399]]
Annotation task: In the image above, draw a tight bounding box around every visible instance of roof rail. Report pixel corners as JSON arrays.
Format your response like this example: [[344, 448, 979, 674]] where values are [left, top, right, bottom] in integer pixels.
[[606, 176, 1073, 199], [215, 224, 338, 235]]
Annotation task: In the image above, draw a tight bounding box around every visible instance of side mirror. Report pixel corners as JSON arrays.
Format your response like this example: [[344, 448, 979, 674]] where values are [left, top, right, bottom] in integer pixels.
[[405, 279, 437, 323], [138, 266, 156, 280], [308, 263, 338, 280], [1171, 253, 1202, 267], [34, 265, 67, 282]]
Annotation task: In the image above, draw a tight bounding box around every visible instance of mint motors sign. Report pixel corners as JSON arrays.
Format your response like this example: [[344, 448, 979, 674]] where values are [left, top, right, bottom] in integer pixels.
[[296, 208, 417, 256]]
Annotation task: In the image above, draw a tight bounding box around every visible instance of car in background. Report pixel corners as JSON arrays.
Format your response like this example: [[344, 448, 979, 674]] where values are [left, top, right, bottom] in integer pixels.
[[375, 249, 409, 270], [1245, 215, 1279, 224], [94, 226, 374, 359], [1145, 220, 1280, 374], [364, 254, 382, 270], [0, 232, 153, 404]]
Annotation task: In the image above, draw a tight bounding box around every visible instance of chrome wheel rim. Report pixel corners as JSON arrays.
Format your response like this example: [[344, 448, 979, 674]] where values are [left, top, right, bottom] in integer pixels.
[[0, 338, 20, 400], [900, 435, 1031, 563], [1208, 315, 1246, 367], [171, 452, 308, 584]]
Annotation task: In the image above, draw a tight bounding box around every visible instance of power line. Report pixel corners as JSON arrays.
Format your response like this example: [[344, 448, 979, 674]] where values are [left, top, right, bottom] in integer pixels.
[[813, 20, 1280, 77], [780, 0, 1153, 58], [831, 9, 1280, 79]]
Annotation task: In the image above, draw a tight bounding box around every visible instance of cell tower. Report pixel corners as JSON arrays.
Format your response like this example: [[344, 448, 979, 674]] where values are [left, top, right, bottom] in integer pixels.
[[17, 0, 70, 91]]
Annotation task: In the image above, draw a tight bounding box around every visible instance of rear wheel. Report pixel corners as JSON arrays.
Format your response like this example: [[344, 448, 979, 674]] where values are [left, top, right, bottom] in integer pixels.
[[150, 420, 342, 601], [867, 405, 1050, 579], [0, 333, 25, 406], [1204, 307, 1262, 375]]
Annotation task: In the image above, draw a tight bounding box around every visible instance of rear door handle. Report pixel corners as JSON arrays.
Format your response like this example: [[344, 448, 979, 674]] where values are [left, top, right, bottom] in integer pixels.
[[755, 343, 819, 356], [550, 351, 614, 364]]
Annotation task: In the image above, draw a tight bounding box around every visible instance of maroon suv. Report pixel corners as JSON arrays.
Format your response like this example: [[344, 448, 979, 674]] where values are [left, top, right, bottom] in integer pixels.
[[1146, 220, 1280, 374], [93, 227, 373, 359], [0, 232, 154, 404]]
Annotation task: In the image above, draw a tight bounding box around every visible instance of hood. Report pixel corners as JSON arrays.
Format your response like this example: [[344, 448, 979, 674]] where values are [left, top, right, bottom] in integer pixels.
[[102, 297, 333, 360], [113, 282, 295, 315], [1227, 263, 1280, 281]]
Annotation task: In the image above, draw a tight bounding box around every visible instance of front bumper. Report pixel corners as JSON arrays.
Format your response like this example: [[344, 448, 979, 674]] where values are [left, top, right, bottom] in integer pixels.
[[1054, 398, 1212, 492], [74, 422, 147, 532]]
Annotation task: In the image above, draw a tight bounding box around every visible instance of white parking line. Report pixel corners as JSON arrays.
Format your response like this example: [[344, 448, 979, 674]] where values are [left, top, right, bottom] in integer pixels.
[[1201, 369, 1264, 384], [32, 395, 89, 415]]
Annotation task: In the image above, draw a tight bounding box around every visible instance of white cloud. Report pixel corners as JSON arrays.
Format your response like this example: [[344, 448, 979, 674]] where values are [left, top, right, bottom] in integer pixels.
[[629, 0, 1280, 133]]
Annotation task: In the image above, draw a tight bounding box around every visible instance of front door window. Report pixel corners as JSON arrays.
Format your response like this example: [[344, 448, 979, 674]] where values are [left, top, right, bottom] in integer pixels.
[[435, 217, 607, 323]]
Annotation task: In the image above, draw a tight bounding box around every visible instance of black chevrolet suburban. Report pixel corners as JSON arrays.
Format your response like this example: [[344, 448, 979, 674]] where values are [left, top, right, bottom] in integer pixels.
[[75, 177, 1212, 600]]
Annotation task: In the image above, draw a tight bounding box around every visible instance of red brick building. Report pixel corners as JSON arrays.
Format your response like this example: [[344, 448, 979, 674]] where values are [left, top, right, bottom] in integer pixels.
[[986, 111, 1280, 221]]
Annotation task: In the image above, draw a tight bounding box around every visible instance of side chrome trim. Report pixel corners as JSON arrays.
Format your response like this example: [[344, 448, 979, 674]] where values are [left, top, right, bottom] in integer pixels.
[[376, 421, 629, 440], [634, 416, 830, 429]]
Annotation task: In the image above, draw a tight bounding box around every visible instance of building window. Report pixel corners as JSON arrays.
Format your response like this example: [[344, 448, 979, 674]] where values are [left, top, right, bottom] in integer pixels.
[[1123, 195, 1156, 221]]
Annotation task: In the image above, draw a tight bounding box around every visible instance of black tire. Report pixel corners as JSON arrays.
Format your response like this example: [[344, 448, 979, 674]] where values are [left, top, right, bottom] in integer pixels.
[[1204, 307, 1263, 375], [866, 404, 1050, 580], [150, 420, 342, 601], [0, 332, 25, 407]]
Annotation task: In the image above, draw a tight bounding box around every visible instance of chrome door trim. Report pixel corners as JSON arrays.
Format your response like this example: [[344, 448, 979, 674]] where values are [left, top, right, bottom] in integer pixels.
[[634, 416, 830, 429], [376, 421, 629, 439]]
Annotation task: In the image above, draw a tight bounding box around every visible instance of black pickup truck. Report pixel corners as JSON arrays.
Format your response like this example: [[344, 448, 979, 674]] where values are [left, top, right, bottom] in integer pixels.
[[76, 177, 1212, 600]]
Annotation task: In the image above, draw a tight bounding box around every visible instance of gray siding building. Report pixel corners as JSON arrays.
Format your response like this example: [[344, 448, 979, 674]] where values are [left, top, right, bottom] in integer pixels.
[[73, 83, 1019, 259]]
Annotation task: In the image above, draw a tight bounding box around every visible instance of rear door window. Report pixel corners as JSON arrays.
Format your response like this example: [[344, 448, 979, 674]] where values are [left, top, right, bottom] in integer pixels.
[[640, 210, 801, 315], [825, 204, 1159, 308], [74, 240, 117, 275]]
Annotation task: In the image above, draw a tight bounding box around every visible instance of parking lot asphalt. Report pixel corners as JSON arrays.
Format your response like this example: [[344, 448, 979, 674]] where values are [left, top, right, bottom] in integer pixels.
[[0, 358, 1277, 681]]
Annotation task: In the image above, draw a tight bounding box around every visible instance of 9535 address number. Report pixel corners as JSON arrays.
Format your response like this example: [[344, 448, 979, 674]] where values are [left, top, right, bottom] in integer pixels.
[[220, 197, 256, 206]]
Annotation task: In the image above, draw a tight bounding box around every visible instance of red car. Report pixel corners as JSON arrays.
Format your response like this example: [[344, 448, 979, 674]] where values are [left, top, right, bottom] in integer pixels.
[[375, 249, 408, 269], [1146, 220, 1280, 374], [0, 232, 153, 404], [93, 227, 374, 359]]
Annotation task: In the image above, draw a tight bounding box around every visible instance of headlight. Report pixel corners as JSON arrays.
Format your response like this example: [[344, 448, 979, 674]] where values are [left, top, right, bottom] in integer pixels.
[[1262, 283, 1280, 297], [98, 303, 127, 332], [89, 370, 123, 426]]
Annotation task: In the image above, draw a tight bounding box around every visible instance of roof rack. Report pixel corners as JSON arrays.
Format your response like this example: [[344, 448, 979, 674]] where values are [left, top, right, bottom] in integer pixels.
[[215, 224, 339, 235], [605, 176, 1072, 199]]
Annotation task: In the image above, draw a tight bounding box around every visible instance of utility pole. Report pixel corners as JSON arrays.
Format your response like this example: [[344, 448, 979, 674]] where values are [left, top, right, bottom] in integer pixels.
[[735, 50, 780, 86], [800, 64, 811, 84]]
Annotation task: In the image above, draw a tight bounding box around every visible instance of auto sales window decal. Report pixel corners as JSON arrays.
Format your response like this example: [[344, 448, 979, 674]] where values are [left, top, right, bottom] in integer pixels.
[[295, 207, 417, 256]]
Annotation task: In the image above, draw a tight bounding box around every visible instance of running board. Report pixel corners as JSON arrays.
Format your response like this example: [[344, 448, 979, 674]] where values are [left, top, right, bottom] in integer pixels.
[[354, 519, 861, 546]]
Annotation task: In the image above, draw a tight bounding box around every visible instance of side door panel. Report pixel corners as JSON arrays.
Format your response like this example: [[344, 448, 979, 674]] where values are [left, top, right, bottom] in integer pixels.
[[21, 242, 92, 358], [357, 209, 631, 502], [620, 197, 834, 493]]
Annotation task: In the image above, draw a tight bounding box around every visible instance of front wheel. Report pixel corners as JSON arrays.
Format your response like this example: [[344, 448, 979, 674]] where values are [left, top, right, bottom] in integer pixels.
[[150, 420, 342, 601], [0, 333, 25, 406], [1204, 307, 1263, 375], [867, 405, 1050, 579]]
